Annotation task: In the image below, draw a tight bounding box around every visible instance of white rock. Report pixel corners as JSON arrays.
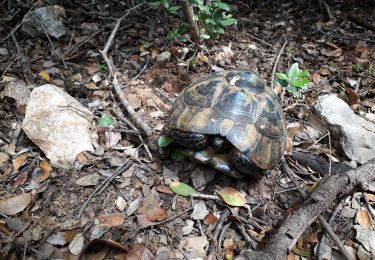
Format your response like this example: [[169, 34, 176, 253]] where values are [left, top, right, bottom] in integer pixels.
[[191, 201, 209, 220], [115, 196, 127, 211], [69, 233, 85, 255], [22, 84, 98, 169], [312, 95, 375, 164], [92, 74, 101, 83]]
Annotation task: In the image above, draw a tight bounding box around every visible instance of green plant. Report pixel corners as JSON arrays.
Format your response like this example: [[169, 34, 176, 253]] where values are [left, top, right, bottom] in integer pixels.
[[276, 63, 310, 97], [352, 63, 364, 72], [190, 0, 237, 40], [99, 64, 107, 72], [152, 0, 236, 41]]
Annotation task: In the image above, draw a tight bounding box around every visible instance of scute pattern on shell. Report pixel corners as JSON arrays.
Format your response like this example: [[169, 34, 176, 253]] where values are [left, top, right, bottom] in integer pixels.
[[166, 70, 286, 170]]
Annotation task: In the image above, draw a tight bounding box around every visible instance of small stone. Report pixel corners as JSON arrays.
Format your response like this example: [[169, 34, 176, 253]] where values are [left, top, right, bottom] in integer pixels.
[[76, 174, 100, 186], [191, 201, 209, 220], [157, 51, 172, 63], [92, 74, 101, 83], [127, 94, 142, 109], [69, 233, 85, 255], [115, 196, 127, 211], [0, 48, 9, 55]]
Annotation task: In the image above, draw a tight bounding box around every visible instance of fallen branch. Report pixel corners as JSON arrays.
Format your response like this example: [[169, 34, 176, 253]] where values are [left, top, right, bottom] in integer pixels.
[[236, 159, 375, 260], [270, 35, 287, 90], [99, 3, 153, 137]]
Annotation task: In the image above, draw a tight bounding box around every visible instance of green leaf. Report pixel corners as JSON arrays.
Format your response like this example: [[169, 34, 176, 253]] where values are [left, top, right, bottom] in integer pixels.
[[169, 181, 197, 197], [205, 18, 216, 25], [217, 187, 246, 207], [220, 18, 237, 26], [216, 2, 230, 11], [291, 78, 310, 88], [287, 63, 300, 79], [287, 86, 300, 97], [215, 25, 225, 34], [167, 5, 180, 14], [170, 149, 185, 161], [158, 135, 173, 148], [299, 70, 309, 77], [201, 33, 211, 39], [98, 113, 114, 127], [275, 73, 289, 81]]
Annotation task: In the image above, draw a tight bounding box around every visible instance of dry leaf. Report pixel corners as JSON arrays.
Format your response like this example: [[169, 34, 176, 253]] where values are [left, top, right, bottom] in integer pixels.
[[197, 52, 209, 64], [123, 243, 154, 260], [356, 209, 373, 229], [11, 172, 28, 188], [321, 42, 342, 57], [39, 70, 51, 81], [98, 214, 125, 227], [0, 193, 32, 215], [145, 205, 167, 222], [367, 194, 375, 202], [13, 154, 28, 171], [312, 72, 321, 85], [155, 185, 174, 195], [203, 213, 217, 225], [37, 160, 52, 182], [346, 88, 360, 107]]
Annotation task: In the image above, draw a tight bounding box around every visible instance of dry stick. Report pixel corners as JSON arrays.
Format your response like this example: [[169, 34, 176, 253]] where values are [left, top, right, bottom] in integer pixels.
[[1, 56, 20, 78], [38, 17, 68, 68], [99, 3, 152, 136], [213, 209, 231, 241], [236, 160, 375, 260], [11, 34, 31, 83], [77, 161, 132, 218], [363, 193, 375, 221], [112, 107, 153, 161], [317, 199, 345, 260], [280, 158, 352, 260], [234, 222, 258, 249], [244, 32, 275, 49], [218, 222, 231, 246], [270, 36, 288, 90]]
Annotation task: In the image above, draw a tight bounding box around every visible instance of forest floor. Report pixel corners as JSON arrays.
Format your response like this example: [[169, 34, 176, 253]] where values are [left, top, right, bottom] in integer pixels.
[[0, 1, 375, 259]]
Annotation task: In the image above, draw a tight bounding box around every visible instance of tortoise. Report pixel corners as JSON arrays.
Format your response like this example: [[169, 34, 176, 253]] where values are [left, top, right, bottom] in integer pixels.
[[166, 70, 286, 178]]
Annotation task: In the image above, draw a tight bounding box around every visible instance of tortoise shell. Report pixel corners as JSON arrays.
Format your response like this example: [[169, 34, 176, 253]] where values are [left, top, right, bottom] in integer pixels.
[[166, 70, 286, 170]]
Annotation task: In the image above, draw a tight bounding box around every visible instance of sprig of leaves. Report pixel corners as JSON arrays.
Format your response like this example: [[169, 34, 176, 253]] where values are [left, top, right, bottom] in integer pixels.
[[276, 63, 310, 97]]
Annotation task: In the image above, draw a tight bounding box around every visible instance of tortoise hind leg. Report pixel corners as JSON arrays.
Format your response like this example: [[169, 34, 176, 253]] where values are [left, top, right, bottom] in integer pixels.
[[229, 148, 266, 177], [170, 130, 209, 150]]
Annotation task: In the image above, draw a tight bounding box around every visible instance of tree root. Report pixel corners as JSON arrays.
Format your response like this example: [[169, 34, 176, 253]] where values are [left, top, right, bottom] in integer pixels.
[[235, 159, 375, 260]]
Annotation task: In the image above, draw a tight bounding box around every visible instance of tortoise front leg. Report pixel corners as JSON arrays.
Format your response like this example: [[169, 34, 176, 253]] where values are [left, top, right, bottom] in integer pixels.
[[229, 148, 266, 177]]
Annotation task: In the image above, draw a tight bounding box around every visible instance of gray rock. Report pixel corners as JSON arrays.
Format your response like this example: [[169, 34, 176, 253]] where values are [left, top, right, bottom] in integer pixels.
[[22, 6, 67, 38], [312, 95, 375, 164], [76, 174, 100, 186]]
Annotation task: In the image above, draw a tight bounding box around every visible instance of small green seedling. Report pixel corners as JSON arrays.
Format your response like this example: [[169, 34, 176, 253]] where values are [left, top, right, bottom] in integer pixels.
[[276, 63, 310, 97], [158, 135, 173, 148], [99, 64, 107, 72], [170, 149, 185, 161], [98, 113, 114, 127]]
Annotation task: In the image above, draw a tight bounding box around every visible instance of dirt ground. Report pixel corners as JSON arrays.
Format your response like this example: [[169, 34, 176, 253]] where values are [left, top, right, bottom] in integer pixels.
[[0, 0, 375, 259]]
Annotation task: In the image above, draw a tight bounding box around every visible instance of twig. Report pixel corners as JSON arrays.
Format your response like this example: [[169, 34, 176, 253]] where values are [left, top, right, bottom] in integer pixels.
[[280, 158, 352, 260], [234, 221, 257, 249], [11, 34, 31, 83], [125, 207, 193, 231], [1, 0, 40, 43], [317, 199, 345, 260], [270, 35, 288, 90], [64, 28, 104, 57], [99, 3, 152, 136], [37, 14, 67, 68], [133, 55, 150, 80], [321, 1, 334, 21], [244, 32, 275, 49], [213, 209, 230, 241], [1, 56, 20, 79], [218, 223, 231, 247], [77, 160, 132, 218], [348, 14, 375, 32], [190, 193, 221, 201]]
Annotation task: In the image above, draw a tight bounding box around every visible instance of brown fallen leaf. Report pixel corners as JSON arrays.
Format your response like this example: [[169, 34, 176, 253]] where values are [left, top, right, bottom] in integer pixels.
[[155, 185, 174, 195], [0, 193, 32, 215], [321, 42, 342, 57], [367, 193, 375, 202], [123, 243, 154, 260], [346, 88, 360, 107], [11, 172, 28, 188], [203, 213, 217, 225], [356, 209, 373, 229], [13, 154, 28, 172], [312, 72, 321, 85], [98, 214, 125, 227], [145, 205, 167, 222], [37, 160, 52, 182]]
